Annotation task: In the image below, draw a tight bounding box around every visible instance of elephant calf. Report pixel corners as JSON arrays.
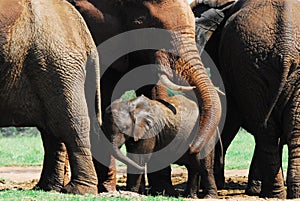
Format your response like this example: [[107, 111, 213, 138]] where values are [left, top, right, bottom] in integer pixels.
[[105, 95, 218, 198]]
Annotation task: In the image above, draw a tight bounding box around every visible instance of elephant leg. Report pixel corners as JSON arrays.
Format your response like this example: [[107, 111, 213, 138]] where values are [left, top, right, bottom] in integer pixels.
[[247, 132, 285, 196], [245, 146, 262, 196], [61, 129, 98, 194], [126, 173, 145, 194], [126, 160, 146, 194], [100, 67, 127, 192], [63, 153, 71, 186], [256, 133, 285, 198], [183, 166, 199, 198], [200, 151, 218, 198], [93, 157, 116, 192], [214, 101, 241, 189], [246, 134, 285, 196], [50, 106, 97, 194], [34, 129, 66, 192], [147, 166, 178, 197], [284, 96, 300, 199]]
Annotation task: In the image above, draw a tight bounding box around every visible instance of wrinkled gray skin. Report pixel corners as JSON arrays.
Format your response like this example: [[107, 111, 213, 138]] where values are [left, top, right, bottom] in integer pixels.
[[0, 0, 101, 195], [63, 0, 222, 194], [105, 95, 218, 198], [192, 0, 300, 198]]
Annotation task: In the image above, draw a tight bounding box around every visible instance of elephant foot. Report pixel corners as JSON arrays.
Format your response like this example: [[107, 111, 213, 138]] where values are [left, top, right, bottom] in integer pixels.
[[97, 167, 116, 192], [203, 189, 218, 199], [183, 193, 198, 199], [98, 180, 116, 193], [182, 190, 198, 199], [94, 157, 117, 193], [245, 180, 261, 196], [126, 185, 139, 193], [287, 183, 300, 199], [216, 179, 225, 189], [214, 171, 225, 189], [149, 186, 179, 197], [260, 188, 286, 199], [61, 181, 98, 195], [33, 181, 62, 192]]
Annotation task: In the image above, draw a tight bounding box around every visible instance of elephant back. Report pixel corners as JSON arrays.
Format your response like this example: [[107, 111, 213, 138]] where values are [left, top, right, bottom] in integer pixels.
[[165, 95, 199, 138]]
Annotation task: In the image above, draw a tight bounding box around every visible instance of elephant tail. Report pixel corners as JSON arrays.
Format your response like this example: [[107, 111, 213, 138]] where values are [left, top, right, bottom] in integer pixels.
[[86, 47, 102, 126], [217, 126, 224, 164], [93, 48, 102, 126], [264, 57, 293, 128]]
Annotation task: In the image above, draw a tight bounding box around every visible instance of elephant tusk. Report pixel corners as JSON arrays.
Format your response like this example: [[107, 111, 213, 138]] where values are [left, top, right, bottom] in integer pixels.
[[215, 87, 225, 96], [159, 74, 196, 92]]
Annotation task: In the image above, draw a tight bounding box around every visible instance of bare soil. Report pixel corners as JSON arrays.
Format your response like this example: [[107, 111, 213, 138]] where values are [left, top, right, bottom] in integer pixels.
[[0, 166, 280, 200]]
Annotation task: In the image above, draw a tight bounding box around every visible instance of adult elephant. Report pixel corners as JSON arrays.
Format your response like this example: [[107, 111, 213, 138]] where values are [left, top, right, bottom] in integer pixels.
[[67, 0, 222, 193], [192, 0, 300, 198], [0, 0, 101, 195], [105, 95, 218, 198]]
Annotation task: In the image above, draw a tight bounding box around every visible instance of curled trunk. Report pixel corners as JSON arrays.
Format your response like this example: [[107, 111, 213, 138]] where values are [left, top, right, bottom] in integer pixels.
[[172, 30, 222, 154]]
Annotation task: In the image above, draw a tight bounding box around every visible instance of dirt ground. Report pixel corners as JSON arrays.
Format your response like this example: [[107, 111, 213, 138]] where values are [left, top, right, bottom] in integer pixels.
[[0, 166, 282, 200]]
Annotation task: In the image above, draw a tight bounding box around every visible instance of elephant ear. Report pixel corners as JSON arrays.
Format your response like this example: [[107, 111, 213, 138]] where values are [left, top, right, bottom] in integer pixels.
[[128, 96, 165, 141], [190, 0, 237, 14], [191, 0, 236, 53]]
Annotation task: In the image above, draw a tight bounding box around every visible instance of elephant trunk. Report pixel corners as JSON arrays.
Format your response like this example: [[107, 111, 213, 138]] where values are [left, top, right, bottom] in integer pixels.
[[111, 145, 145, 172], [172, 30, 222, 154]]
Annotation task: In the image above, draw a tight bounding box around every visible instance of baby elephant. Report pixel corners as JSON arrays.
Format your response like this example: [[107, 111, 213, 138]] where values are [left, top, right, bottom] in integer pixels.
[[105, 95, 218, 198]]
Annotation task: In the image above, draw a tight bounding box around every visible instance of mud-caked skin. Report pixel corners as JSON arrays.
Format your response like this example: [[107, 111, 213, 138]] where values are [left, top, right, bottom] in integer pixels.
[[105, 95, 218, 198], [0, 0, 101, 195], [192, 0, 300, 198]]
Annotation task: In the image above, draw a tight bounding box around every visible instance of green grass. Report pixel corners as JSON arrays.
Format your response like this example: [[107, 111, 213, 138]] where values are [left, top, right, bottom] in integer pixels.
[[0, 130, 289, 170], [0, 135, 43, 166], [0, 190, 185, 201], [225, 129, 288, 170], [225, 129, 255, 170]]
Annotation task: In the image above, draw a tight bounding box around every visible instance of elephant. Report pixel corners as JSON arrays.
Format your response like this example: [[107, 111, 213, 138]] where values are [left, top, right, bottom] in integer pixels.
[[104, 94, 218, 198], [52, 0, 222, 193], [0, 0, 101, 195], [192, 0, 300, 198]]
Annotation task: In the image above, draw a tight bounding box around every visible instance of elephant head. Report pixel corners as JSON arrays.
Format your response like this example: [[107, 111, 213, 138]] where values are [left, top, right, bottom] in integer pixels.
[[70, 0, 222, 154], [105, 95, 169, 170]]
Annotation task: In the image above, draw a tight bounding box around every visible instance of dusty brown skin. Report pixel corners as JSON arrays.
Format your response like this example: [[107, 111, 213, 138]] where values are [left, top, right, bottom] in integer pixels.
[[63, 0, 222, 193], [0, 0, 101, 195], [105, 95, 218, 198], [192, 0, 300, 199]]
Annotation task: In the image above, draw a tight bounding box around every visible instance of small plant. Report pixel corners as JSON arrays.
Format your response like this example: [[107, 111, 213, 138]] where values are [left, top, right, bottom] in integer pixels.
[[121, 90, 137, 101]]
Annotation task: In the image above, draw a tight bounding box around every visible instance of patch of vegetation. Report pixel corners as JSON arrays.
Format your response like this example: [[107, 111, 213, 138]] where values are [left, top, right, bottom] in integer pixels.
[[0, 127, 39, 137], [0, 190, 185, 201], [225, 129, 288, 171], [0, 135, 43, 166], [0, 129, 289, 171], [119, 88, 185, 100], [121, 90, 136, 101]]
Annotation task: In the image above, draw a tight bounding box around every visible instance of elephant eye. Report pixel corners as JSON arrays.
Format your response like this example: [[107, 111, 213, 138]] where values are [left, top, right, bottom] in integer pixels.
[[145, 119, 153, 129], [133, 16, 146, 25], [120, 125, 131, 135]]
